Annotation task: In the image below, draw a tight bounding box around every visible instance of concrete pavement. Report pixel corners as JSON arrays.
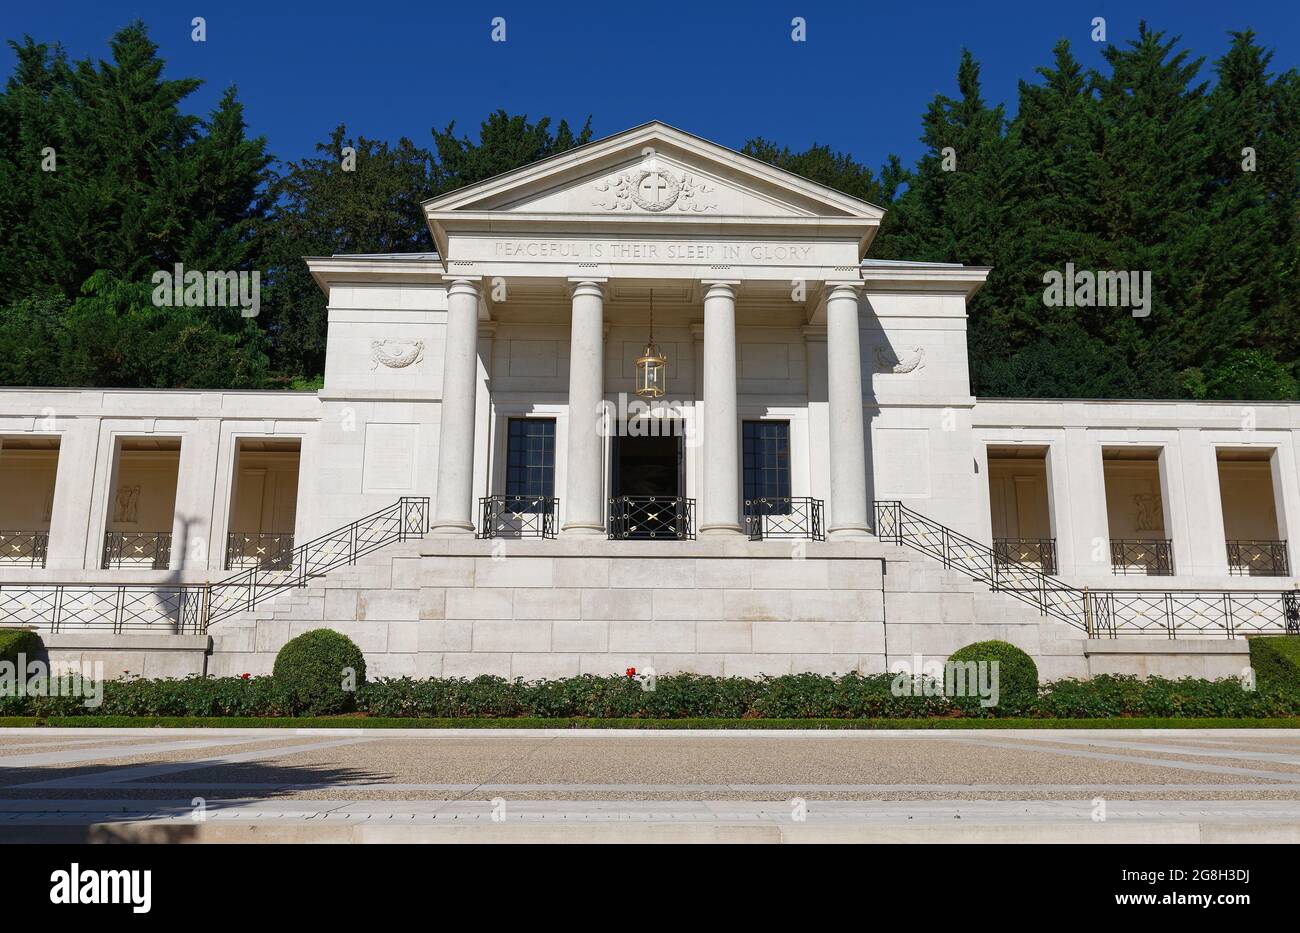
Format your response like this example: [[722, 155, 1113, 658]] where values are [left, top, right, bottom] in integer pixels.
[[2, 727, 1299, 842]]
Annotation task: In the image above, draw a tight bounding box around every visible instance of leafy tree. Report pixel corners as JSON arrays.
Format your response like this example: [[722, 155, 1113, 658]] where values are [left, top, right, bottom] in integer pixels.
[[740, 138, 906, 208], [0, 272, 268, 389], [431, 110, 592, 194], [261, 113, 594, 378], [260, 127, 437, 378]]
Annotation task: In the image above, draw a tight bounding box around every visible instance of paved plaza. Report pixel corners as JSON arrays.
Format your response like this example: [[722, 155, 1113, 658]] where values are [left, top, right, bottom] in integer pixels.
[[1, 727, 1299, 842]]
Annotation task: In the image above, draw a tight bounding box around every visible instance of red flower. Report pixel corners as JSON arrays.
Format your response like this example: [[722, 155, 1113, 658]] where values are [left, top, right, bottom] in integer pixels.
[[240, 673, 250, 680], [625, 667, 637, 678]]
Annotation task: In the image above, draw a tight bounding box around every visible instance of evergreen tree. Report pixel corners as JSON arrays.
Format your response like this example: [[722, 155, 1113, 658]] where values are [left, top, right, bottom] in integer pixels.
[[431, 111, 593, 193], [260, 127, 437, 377]]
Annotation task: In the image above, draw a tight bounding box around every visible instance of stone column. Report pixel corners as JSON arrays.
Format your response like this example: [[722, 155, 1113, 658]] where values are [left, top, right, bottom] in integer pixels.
[[699, 281, 742, 535], [431, 278, 482, 535], [45, 418, 101, 570], [563, 279, 607, 534], [825, 281, 871, 538], [171, 420, 223, 570]]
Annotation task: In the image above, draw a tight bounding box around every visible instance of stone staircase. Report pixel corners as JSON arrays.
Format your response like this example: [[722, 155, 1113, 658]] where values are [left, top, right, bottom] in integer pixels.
[[205, 530, 1101, 680]]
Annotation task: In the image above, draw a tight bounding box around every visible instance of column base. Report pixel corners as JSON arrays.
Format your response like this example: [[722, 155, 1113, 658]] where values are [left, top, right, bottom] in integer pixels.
[[828, 524, 873, 540], [698, 523, 744, 536], [430, 521, 475, 536], [561, 523, 606, 536]]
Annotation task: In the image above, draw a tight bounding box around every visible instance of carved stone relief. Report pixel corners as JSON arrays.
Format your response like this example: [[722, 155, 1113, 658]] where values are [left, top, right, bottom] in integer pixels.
[[593, 168, 717, 213], [873, 344, 926, 374], [114, 485, 141, 524], [370, 339, 425, 371]]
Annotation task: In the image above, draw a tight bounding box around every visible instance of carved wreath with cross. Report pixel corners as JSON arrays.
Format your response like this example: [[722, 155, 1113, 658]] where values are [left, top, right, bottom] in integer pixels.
[[593, 169, 716, 212]]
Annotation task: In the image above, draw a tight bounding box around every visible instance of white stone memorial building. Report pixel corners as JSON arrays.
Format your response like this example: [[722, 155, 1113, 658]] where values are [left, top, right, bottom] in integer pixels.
[[1, 123, 1297, 680]]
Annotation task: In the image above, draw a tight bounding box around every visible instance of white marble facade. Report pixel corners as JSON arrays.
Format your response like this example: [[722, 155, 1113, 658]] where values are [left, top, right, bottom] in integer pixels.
[[0, 123, 1296, 673]]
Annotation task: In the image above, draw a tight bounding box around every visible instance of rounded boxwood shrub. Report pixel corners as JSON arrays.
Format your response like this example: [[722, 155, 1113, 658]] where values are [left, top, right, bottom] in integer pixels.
[[1248, 636, 1300, 693], [272, 629, 367, 715], [0, 628, 43, 667], [947, 640, 1039, 711]]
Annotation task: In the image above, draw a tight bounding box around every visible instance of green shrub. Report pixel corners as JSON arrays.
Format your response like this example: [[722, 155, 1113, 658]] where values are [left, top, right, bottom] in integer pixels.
[[1249, 636, 1300, 692], [947, 640, 1039, 712], [272, 629, 367, 715], [0, 629, 42, 666], [0, 666, 1298, 721]]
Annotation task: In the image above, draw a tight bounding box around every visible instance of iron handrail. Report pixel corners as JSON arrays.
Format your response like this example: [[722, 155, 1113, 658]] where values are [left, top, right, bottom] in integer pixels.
[[0, 497, 430, 634], [874, 500, 1298, 639]]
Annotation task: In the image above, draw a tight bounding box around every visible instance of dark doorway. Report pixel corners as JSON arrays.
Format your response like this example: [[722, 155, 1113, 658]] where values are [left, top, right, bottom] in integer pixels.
[[609, 422, 691, 539], [612, 431, 681, 498]]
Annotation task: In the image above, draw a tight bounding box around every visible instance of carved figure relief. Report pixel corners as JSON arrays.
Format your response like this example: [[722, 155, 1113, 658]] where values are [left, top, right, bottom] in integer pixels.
[[1133, 492, 1163, 533], [114, 484, 141, 524], [371, 339, 425, 370]]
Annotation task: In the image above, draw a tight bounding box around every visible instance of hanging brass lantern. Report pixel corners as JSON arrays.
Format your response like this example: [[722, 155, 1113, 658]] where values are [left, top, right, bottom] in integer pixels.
[[634, 291, 667, 399]]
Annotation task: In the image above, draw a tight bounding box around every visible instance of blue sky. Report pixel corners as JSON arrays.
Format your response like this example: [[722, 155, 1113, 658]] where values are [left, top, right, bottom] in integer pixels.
[[5, 1, 1297, 172]]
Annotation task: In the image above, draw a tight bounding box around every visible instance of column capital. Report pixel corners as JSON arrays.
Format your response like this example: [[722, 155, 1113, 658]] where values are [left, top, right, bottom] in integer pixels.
[[445, 277, 483, 298], [824, 279, 863, 296], [701, 280, 740, 298], [567, 278, 607, 298]]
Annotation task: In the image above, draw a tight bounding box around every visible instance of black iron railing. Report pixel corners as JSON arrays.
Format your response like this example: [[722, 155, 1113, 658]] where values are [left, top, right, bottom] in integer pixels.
[[1110, 539, 1174, 576], [102, 531, 171, 570], [206, 497, 430, 625], [873, 500, 1298, 639], [608, 496, 695, 540], [0, 531, 49, 568], [0, 498, 429, 634], [1226, 540, 1289, 577], [994, 537, 1057, 575], [0, 584, 206, 634], [744, 497, 824, 541], [477, 495, 558, 539], [225, 532, 295, 570]]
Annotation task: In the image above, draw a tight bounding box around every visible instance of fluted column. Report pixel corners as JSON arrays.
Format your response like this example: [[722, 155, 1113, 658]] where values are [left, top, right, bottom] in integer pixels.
[[431, 278, 482, 535], [699, 281, 742, 535], [563, 279, 606, 534], [826, 281, 871, 538]]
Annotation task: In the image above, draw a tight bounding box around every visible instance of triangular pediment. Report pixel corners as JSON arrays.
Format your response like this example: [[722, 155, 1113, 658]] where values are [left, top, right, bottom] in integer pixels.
[[424, 122, 884, 222]]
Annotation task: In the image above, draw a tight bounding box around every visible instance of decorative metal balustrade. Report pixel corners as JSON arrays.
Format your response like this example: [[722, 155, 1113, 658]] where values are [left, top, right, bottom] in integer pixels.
[[101, 532, 171, 570], [1226, 540, 1289, 577], [0, 531, 49, 568], [0, 498, 429, 634], [744, 497, 824, 541], [206, 497, 429, 625], [1110, 539, 1174, 576], [477, 495, 559, 539], [224, 532, 295, 570], [993, 538, 1057, 575], [874, 500, 1299, 639], [0, 585, 207, 634], [608, 496, 695, 540]]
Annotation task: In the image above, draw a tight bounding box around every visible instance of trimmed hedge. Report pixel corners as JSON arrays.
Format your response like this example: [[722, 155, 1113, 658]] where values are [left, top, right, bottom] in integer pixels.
[[1, 671, 1298, 720], [0, 629, 42, 667], [947, 640, 1039, 711], [272, 629, 367, 716], [1250, 636, 1300, 693]]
